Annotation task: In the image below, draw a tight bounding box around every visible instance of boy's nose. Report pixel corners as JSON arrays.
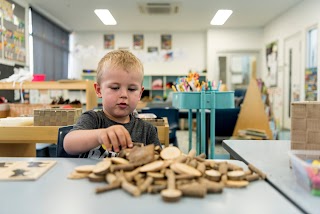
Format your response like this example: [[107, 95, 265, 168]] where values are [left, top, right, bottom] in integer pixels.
[[119, 88, 128, 98]]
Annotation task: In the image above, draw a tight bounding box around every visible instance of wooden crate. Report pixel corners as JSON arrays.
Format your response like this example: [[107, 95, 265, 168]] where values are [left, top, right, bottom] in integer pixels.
[[142, 117, 169, 147]]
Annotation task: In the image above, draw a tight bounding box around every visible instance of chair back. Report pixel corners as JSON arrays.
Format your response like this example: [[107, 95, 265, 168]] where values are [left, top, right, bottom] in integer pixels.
[[56, 125, 78, 157]]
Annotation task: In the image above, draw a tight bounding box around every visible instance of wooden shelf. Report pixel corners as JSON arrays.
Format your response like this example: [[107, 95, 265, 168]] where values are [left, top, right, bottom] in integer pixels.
[[0, 80, 97, 110]]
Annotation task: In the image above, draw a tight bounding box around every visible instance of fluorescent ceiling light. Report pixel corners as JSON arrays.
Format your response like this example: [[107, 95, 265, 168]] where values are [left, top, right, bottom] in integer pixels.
[[210, 9, 233, 25], [94, 9, 117, 25]]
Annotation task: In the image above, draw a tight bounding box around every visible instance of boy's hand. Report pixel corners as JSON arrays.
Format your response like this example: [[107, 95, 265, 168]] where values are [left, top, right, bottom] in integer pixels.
[[98, 125, 133, 152]]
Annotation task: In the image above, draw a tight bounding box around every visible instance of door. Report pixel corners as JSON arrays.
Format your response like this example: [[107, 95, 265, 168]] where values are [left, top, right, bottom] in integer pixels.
[[283, 33, 301, 129], [218, 53, 259, 91]]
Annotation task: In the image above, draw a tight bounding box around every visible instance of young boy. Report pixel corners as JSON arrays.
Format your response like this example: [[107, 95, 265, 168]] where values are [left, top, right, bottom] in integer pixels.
[[64, 50, 161, 159]]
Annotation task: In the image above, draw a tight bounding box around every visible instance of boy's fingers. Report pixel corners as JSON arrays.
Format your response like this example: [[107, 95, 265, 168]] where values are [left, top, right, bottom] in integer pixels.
[[99, 131, 112, 151], [123, 129, 133, 148], [104, 136, 112, 151], [108, 132, 120, 152], [116, 127, 132, 150]]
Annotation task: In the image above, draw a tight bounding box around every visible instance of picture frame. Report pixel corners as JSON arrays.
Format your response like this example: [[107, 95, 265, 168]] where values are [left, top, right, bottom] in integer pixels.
[[266, 41, 278, 87], [133, 34, 144, 50], [161, 34, 172, 50], [104, 34, 115, 49], [147, 46, 158, 53]]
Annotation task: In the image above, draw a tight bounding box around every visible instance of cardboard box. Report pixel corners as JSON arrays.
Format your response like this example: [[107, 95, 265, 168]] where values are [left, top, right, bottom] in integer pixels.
[[291, 102, 320, 150]]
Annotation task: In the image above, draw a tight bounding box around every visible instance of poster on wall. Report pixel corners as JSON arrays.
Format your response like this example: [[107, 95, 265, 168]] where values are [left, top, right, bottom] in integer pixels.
[[104, 34, 115, 49], [147, 46, 158, 53], [305, 68, 317, 101], [133, 34, 144, 50], [266, 41, 278, 87], [2, 0, 26, 63], [161, 34, 172, 50]]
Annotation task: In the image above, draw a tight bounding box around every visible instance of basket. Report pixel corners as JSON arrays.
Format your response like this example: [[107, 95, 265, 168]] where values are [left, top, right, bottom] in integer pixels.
[[8, 104, 52, 117], [0, 103, 10, 118], [288, 150, 320, 196], [33, 108, 82, 126]]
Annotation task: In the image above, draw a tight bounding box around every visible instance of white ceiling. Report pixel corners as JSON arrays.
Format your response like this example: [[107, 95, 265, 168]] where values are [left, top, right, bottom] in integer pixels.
[[24, 0, 304, 32]]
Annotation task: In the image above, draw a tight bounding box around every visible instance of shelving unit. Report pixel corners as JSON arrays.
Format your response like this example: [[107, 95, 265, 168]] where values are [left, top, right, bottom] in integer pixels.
[[0, 80, 97, 110], [82, 73, 97, 81], [143, 74, 206, 99], [81, 73, 207, 100]]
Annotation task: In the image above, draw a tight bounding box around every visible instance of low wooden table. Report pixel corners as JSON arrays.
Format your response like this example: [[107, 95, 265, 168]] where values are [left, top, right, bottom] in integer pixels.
[[0, 126, 59, 157]]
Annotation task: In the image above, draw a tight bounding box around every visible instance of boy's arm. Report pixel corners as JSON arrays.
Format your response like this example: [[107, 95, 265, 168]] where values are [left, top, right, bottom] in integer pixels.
[[64, 125, 133, 155]]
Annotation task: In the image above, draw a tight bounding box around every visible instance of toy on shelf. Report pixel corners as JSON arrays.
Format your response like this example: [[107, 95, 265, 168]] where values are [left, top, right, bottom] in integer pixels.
[[171, 71, 222, 93]]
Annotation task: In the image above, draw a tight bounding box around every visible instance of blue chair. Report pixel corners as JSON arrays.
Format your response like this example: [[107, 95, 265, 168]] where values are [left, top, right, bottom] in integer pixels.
[[56, 125, 78, 158], [141, 107, 179, 147]]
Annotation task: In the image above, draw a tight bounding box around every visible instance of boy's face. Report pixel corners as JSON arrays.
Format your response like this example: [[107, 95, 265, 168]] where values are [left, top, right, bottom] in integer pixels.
[[94, 66, 144, 123]]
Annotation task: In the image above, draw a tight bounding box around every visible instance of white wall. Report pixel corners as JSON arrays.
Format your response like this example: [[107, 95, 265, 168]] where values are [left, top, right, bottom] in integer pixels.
[[206, 28, 264, 81], [263, 0, 320, 128], [69, 31, 206, 79]]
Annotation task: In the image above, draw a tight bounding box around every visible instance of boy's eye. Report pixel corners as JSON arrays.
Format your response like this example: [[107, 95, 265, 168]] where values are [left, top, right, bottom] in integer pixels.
[[110, 87, 119, 90], [128, 88, 137, 91]]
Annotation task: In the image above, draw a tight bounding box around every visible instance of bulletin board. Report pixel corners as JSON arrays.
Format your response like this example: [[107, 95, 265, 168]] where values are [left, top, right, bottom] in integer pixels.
[[0, 0, 26, 64]]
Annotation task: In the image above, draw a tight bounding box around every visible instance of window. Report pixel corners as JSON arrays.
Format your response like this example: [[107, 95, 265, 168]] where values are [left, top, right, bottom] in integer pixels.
[[305, 27, 318, 101], [29, 8, 70, 80], [306, 28, 317, 68]]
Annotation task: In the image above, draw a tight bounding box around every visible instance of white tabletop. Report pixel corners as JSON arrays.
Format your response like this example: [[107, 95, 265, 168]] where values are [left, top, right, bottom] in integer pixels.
[[0, 157, 302, 214], [223, 140, 319, 214]]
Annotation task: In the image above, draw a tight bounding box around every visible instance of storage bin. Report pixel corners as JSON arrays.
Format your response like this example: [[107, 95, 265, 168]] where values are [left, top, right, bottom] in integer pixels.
[[172, 91, 234, 109], [288, 150, 320, 196], [32, 74, 46, 81]]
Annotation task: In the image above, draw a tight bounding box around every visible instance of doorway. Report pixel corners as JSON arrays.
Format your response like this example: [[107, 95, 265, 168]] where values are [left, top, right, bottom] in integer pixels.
[[283, 33, 301, 129], [218, 52, 259, 91]]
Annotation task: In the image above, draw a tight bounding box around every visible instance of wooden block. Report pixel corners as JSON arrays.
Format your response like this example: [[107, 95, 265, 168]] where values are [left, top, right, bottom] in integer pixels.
[[307, 131, 320, 144], [291, 118, 306, 130], [307, 119, 320, 131], [291, 103, 306, 118], [291, 130, 306, 142], [307, 103, 320, 118]]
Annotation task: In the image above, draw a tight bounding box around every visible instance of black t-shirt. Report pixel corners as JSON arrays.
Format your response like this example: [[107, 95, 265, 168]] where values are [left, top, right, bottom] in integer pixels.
[[70, 110, 161, 159]]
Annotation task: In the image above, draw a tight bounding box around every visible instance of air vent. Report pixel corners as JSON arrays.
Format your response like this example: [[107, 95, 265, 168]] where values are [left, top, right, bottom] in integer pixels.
[[138, 2, 180, 15]]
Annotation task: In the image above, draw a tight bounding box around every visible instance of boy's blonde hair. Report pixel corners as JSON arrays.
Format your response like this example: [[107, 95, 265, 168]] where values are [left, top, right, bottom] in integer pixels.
[[96, 50, 144, 84]]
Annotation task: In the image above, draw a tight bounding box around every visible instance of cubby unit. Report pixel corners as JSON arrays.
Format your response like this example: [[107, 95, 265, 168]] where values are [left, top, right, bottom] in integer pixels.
[[142, 74, 206, 100], [81, 72, 207, 100]]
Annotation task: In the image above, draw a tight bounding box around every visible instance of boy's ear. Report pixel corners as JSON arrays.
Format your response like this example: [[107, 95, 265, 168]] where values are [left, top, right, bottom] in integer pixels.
[[139, 86, 144, 100], [94, 83, 102, 98]]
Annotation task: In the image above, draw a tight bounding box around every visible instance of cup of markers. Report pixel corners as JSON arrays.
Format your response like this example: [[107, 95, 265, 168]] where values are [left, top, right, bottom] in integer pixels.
[[171, 72, 222, 92]]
